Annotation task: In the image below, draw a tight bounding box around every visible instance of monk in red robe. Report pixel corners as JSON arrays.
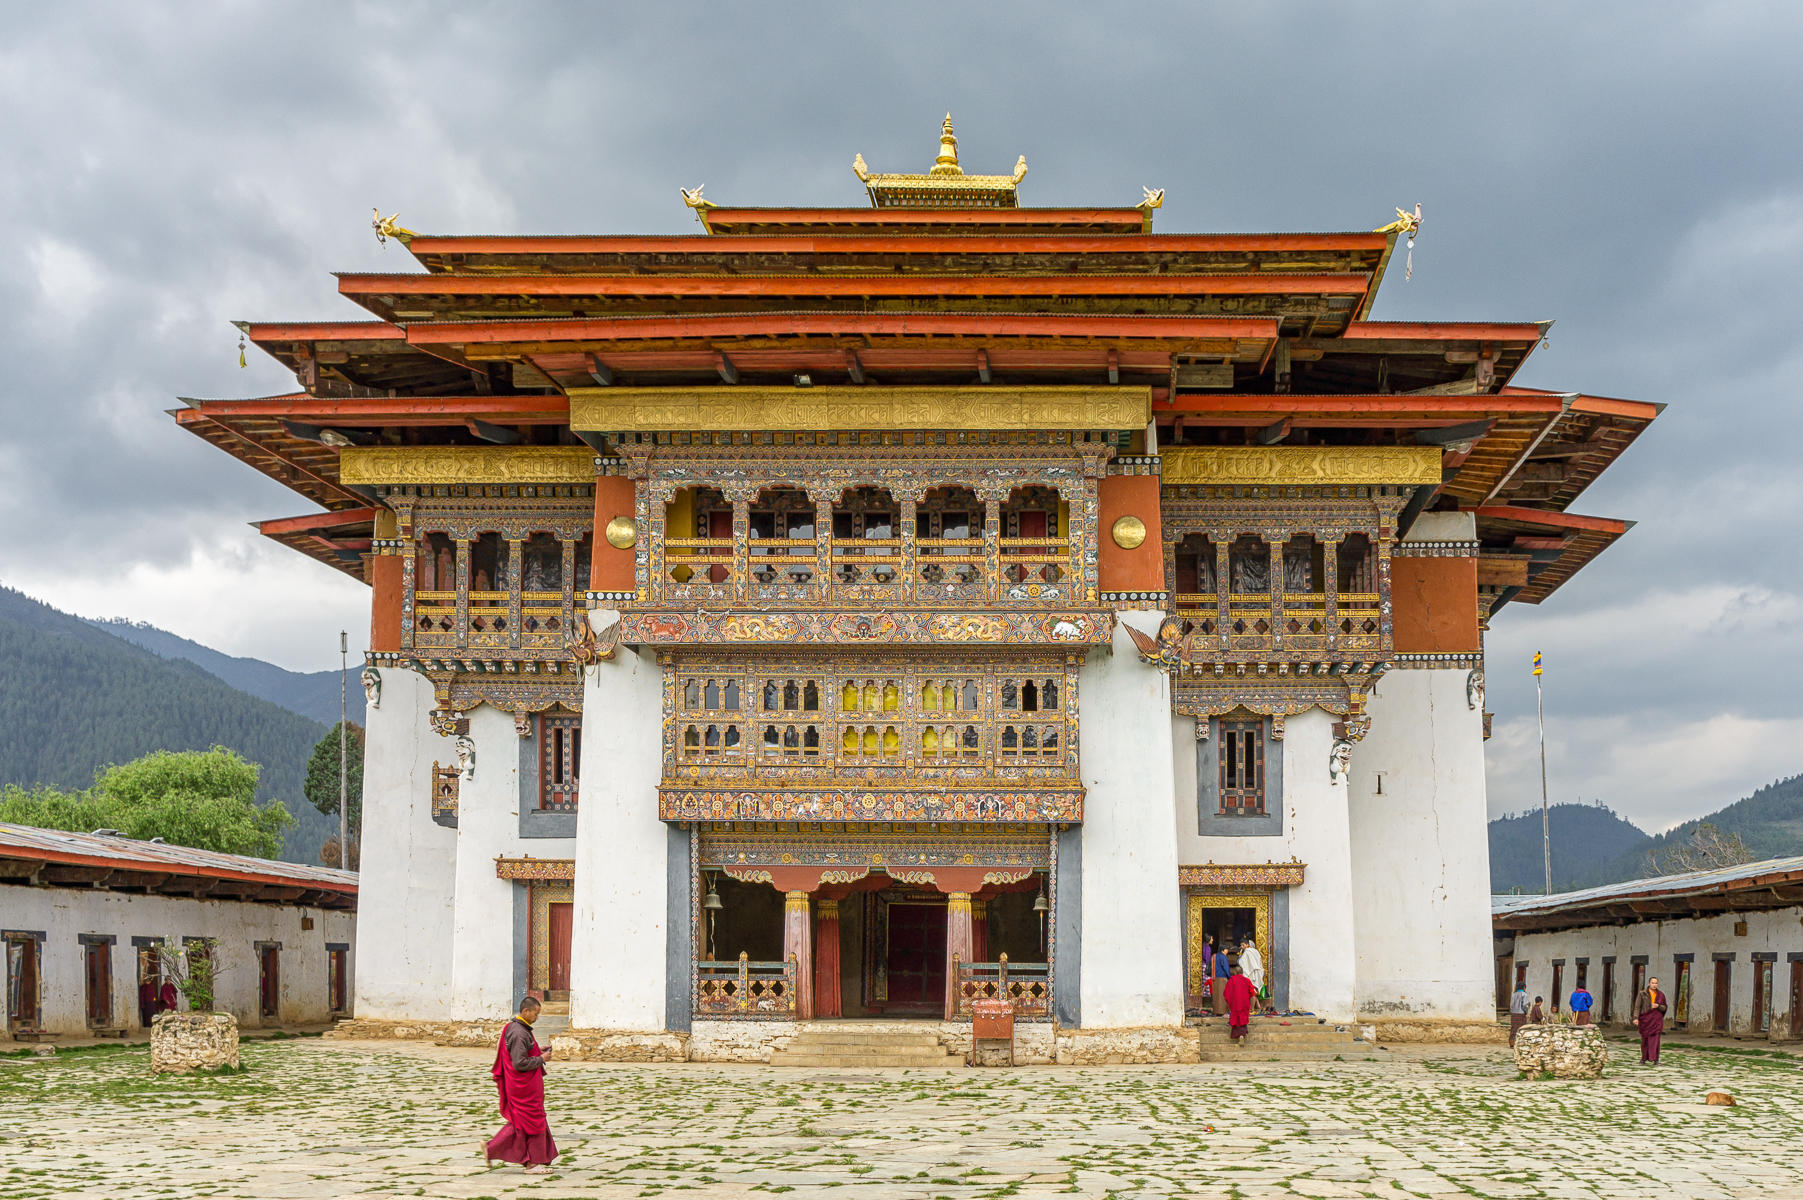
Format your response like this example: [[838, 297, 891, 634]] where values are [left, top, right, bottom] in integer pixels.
[[1224, 964, 1256, 1043], [485, 997, 557, 1172], [1633, 977, 1668, 1066]]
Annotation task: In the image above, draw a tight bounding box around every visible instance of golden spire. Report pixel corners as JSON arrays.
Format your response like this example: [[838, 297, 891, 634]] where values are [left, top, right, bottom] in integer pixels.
[[854, 115, 1027, 209], [931, 114, 962, 176]]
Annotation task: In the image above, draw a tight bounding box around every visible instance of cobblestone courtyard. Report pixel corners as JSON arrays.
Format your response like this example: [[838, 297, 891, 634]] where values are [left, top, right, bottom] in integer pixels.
[[2, 1035, 1800, 1199]]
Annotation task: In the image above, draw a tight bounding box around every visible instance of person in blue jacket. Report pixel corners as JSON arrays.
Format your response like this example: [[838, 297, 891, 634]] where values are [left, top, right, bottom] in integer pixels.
[[1212, 941, 1232, 1016], [1569, 982, 1595, 1025]]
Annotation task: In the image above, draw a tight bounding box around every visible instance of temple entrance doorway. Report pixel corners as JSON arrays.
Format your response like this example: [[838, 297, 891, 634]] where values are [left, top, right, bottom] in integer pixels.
[[1183, 890, 1274, 1015], [874, 893, 946, 1013]]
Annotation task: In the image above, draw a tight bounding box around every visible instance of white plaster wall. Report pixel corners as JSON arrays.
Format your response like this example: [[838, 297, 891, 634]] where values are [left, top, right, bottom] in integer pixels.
[[353, 667, 460, 1019], [0, 884, 354, 1036], [1171, 707, 1359, 1021], [1348, 668, 1495, 1020], [1078, 610, 1185, 1028], [1512, 908, 1802, 1036], [446, 704, 576, 1018], [570, 614, 670, 1031]]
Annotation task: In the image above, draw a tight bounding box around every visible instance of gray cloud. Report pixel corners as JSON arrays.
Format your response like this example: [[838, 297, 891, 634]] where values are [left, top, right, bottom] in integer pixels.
[[2, 1, 1799, 827]]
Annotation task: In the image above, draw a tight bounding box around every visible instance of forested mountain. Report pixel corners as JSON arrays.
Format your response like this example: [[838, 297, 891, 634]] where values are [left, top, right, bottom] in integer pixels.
[[1489, 803, 1652, 893], [0, 584, 331, 863], [90, 617, 364, 727], [1490, 774, 1803, 893]]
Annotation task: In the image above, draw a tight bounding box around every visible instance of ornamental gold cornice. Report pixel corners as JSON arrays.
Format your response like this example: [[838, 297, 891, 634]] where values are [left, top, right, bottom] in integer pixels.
[[1179, 862, 1306, 888], [494, 856, 576, 881], [568, 386, 1151, 433], [340, 446, 597, 486], [1158, 446, 1441, 487]]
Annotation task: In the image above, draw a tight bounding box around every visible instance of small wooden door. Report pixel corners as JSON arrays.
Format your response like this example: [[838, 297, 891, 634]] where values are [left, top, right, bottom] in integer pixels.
[[1631, 961, 1646, 1002], [328, 948, 348, 1014], [1551, 963, 1564, 1013], [1714, 960, 1732, 1032], [1495, 956, 1512, 1013], [1790, 961, 1802, 1039], [1753, 961, 1773, 1033], [1602, 961, 1616, 1024], [884, 902, 948, 1011], [259, 946, 280, 1020], [707, 510, 732, 583], [1515, 962, 1528, 992], [547, 903, 574, 997], [7, 939, 40, 1030], [85, 943, 112, 1026]]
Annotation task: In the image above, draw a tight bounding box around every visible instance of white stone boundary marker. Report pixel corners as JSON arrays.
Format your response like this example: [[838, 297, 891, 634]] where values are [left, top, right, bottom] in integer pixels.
[[150, 1012, 240, 1073], [1512, 1023, 1606, 1079]]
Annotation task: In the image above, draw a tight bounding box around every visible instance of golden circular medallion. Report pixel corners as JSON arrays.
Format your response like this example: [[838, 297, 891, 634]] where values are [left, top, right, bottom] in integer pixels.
[[1111, 515, 1147, 550], [604, 515, 638, 550]]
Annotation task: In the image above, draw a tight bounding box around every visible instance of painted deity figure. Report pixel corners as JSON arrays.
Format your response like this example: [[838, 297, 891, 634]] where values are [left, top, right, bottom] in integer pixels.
[[361, 666, 382, 711], [455, 734, 476, 781], [1328, 738, 1354, 785]]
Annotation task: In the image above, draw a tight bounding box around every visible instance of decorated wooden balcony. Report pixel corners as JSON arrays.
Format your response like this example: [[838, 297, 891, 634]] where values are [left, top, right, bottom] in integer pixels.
[[694, 952, 799, 1019], [952, 955, 1052, 1020]]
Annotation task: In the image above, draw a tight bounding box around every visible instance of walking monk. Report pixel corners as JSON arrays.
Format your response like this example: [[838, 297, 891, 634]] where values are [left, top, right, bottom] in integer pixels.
[[1224, 964, 1256, 1043], [1633, 977, 1668, 1066], [486, 997, 558, 1172]]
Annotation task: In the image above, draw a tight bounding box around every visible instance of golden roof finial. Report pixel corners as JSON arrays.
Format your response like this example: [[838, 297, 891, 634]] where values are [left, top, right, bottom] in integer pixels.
[[931, 113, 962, 176]]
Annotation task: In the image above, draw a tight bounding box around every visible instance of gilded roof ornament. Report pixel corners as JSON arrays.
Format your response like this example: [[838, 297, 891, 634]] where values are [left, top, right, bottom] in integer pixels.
[[1140, 187, 1165, 210], [371, 209, 416, 247], [680, 184, 716, 211], [854, 114, 1027, 209]]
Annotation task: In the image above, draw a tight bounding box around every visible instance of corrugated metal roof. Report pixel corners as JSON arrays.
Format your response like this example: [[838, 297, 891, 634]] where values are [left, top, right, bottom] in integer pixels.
[[0, 822, 357, 894], [1492, 854, 1803, 920]]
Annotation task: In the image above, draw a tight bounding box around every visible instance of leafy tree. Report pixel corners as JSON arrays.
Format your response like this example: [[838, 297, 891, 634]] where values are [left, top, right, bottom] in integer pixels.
[[0, 747, 293, 859], [1647, 821, 1754, 876], [304, 721, 364, 827]]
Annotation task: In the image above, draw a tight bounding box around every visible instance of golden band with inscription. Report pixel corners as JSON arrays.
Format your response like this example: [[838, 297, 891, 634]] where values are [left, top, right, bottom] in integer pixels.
[[1160, 445, 1441, 486], [568, 386, 1151, 433], [339, 446, 595, 486]]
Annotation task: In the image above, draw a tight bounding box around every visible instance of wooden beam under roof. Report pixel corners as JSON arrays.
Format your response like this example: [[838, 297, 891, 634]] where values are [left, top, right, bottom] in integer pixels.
[[186, 393, 570, 426], [406, 231, 1394, 257]]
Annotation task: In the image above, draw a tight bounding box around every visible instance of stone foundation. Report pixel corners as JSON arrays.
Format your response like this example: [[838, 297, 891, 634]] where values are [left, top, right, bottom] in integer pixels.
[[549, 1030, 689, 1062], [687, 1020, 798, 1063], [1367, 1018, 1509, 1045], [150, 1012, 240, 1073], [1053, 1025, 1199, 1065], [325, 1018, 505, 1044], [1513, 1024, 1607, 1079]]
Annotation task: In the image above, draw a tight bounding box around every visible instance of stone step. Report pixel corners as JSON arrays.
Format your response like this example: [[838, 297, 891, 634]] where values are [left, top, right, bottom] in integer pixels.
[[1195, 1029, 1360, 1044], [783, 1032, 947, 1049], [533, 1016, 571, 1037], [1199, 1046, 1381, 1062]]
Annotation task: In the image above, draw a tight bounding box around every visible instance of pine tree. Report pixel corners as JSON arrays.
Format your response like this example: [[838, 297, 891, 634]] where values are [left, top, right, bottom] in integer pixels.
[[303, 722, 364, 826]]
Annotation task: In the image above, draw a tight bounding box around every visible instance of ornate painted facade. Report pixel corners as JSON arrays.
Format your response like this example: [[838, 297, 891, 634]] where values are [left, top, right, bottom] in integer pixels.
[[177, 117, 1657, 1047]]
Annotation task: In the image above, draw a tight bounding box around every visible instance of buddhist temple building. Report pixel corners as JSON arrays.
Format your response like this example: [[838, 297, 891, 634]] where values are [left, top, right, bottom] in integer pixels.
[[174, 118, 1658, 1057]]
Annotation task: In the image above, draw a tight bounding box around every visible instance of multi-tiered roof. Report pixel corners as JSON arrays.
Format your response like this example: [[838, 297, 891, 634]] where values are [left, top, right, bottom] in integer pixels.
[[177, 117, 1653, 609]]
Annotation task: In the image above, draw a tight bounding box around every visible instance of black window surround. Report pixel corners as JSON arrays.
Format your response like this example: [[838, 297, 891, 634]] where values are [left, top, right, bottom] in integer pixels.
[[1195, 715, 1283, 837]]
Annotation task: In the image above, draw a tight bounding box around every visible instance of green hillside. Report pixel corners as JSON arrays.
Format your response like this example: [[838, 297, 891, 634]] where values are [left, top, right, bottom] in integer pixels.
[[89, 617, 364, 728], [0, 584, 332, 863], [1489, 803, 1652, 893]]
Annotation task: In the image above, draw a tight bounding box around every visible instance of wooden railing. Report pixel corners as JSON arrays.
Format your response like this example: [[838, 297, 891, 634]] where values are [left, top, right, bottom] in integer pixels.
[[952, 954, 1051, 1020], [694, 952, 798, 1019], [1168, 589, 1386, 655]]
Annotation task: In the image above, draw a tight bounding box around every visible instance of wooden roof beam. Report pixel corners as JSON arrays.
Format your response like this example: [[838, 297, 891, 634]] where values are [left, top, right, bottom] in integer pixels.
[[408, 313, 1282, 346]]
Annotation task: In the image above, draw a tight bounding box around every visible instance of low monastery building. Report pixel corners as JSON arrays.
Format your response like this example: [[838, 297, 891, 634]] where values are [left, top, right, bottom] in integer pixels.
[[173, 119, 1656, 1058], [1495, 856, 1803, 1040], [1, 823, 356, 1039]]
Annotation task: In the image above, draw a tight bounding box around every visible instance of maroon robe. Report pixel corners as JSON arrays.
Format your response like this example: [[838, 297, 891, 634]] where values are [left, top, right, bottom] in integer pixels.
[[487, 1018, 557, 1167], [1635, 988, 1667, 1064], [1225, 974, 1256, 1039], [158, 982, 179, 1013]]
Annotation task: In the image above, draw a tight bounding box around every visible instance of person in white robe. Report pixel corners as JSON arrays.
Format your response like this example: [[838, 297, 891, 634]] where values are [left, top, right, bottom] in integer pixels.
[[1238, 937, 1265, 998]]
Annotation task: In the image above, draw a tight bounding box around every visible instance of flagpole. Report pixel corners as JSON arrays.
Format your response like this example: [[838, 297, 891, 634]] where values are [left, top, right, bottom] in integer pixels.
[[1535, 651, 1550, 894]]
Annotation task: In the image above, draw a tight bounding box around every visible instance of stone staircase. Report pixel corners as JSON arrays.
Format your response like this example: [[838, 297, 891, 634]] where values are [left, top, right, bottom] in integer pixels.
[[769, 1021, 964, 1069], [533, 1000, 571, 1038], [1195, 1016, 1370, 1061]]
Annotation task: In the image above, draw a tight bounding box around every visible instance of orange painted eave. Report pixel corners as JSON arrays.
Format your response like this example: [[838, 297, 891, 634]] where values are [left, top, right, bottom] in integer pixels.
[[186, 394, 569, 420], [244, 320, 401, 344], [1343, 321, 1547, 343], [1502, 386, 1663, 422], [700, 206, 1150, 226], [0, 844, 358, 895], [341, 273, 1369, 298], [1474, 506, 1630, 535], [256, 508, 380, 536], [1153, 394, 1566, 417], [408, 312, 1282, 346], [404, 232, 1393, 256]]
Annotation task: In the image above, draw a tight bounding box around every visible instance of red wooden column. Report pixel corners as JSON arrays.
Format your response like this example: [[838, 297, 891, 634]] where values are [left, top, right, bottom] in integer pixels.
[[813, 899, 842, 1018], [944, 892, 974, 1019], [783, 891, 814, 1020], [971, 899, 990, 964]]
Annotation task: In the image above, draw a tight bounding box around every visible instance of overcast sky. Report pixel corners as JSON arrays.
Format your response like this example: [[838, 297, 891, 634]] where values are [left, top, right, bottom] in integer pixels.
[[3, 2, 1799, 832]]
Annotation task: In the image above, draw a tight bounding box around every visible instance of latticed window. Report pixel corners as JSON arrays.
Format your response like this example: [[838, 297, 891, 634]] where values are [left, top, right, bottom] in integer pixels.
[[538, 714, 582, 811], [1218, 718, 1265, 816]]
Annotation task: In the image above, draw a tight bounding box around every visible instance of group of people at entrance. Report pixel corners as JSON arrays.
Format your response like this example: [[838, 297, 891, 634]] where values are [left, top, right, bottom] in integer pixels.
[[1200, 934, 1265, 1043], [1508, 977, 1670, 1065]]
